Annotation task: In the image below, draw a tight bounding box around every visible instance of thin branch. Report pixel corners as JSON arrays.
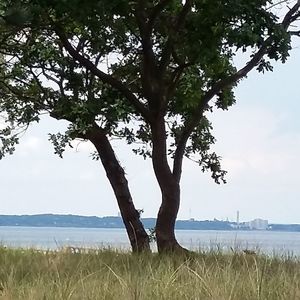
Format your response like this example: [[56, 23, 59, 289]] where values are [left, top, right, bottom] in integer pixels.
[[159, 0, 193, 74], [148, 0, 172, 29], [175, 0, 193, 30], [266, 0, 290, 11], [167, 61, 194, 100], [41, 68, 60, 85], [75, 37, 86, 52], [29, 68, 45, 92], [290, 29, 300, 35], [0, 80, 36, 103]]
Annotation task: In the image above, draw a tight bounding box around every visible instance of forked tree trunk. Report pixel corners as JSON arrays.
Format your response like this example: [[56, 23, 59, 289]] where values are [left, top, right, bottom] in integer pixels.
[[86, 126, 150, 253], [151, 119, 188, 253]]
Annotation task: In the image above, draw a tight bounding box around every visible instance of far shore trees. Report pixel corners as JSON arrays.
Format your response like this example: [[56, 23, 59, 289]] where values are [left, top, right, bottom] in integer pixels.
[[1, 1, 299, 252]]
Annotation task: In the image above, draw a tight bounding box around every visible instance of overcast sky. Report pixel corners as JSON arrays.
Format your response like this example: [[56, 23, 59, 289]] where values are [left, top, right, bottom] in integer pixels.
[[1, 44, 299, 224]]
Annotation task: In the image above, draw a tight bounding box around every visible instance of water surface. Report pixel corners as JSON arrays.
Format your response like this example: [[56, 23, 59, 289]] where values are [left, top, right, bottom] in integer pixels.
[[0, 226, 299, 255]]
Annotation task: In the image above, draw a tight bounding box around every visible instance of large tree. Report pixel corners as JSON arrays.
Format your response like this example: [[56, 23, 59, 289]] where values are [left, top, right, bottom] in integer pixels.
[[0, 2, 150, 252], [1, 0, 299, 252]]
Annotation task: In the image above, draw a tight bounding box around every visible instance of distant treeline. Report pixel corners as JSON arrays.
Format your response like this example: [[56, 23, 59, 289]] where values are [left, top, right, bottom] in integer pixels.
[[269, 224, 300, 232], [0, 214, 299, 232]]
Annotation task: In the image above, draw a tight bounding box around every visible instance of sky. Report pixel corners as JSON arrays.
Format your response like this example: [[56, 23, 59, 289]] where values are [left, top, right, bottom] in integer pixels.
[[0, 43, 299, 224]]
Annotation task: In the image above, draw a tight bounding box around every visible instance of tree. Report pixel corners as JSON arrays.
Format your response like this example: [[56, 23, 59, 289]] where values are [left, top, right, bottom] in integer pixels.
[[0, 0, 299, 252], [0, 3, 150, 253]]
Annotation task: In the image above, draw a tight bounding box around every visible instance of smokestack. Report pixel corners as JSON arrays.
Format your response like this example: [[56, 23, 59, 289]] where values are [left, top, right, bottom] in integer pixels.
[[237, 210, 240, 228]]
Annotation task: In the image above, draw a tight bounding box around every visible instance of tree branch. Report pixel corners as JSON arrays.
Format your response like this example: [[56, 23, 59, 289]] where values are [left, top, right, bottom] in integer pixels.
[[159, 0, 193, 75], [282, 0, 300, 27], [289, 29, 300, 36], [135, 2, 157, 66], [53, 25, 153, 123], [172, 40, 272, 181], [148, 0, 172, 29], [172, 0, 300, 181], [134, 3, 160, 104], [175, 0, 193, 30]]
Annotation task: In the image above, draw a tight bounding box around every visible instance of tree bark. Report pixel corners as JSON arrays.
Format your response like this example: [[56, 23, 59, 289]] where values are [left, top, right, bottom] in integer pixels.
[[155, 183, 184, 253], [150, 118, 187, 253], [85, 126, 150, 253]]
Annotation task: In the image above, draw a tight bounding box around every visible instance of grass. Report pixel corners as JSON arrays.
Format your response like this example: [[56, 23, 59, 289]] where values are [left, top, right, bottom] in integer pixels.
[[0, 246, 299, 299]]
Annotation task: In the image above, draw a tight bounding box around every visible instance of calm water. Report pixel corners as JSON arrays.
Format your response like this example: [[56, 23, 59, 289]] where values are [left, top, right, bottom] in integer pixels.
[[0, 226, 300, 255]]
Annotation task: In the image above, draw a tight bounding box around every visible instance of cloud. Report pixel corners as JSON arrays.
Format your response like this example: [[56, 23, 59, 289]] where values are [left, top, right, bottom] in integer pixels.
[[209, 104, 300, 182], [23, 136, 42, 150], [16, 136, 44, 157]]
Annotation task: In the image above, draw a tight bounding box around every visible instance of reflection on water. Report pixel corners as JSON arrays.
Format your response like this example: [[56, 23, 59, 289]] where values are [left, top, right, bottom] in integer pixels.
[[0, 226, 300, 255]]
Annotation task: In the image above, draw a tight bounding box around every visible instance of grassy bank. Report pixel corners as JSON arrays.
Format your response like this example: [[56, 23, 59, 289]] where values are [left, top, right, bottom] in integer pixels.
[[0, 247, 299, 299]]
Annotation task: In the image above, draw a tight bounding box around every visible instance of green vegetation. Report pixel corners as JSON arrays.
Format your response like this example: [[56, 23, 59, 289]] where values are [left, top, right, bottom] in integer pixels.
[[0, 247, 299, 299], [1, 1, 300, 252]]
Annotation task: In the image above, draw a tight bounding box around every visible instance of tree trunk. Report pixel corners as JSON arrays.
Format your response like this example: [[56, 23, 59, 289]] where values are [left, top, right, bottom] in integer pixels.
[[155, 184, 185, 253], [150, 119, 187, 253], [86, 126, 150, 253]]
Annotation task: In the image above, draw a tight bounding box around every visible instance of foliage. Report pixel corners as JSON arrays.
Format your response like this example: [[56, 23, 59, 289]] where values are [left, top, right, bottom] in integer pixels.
[[0, 126, 19, 159], [0, 1, 299, 180]]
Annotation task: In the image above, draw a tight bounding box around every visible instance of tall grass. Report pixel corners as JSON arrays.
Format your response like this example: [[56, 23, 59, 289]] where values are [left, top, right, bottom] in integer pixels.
[[0, 246, 299, 299]]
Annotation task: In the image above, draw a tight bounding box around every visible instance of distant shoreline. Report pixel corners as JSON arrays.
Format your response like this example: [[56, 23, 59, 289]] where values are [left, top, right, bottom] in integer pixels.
[[0, 214, 299, 232]]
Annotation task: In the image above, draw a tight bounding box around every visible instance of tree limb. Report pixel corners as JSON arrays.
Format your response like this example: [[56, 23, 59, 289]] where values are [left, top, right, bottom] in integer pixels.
[[282, 0, 300, 27], [134, 2, 160, 105], [175, 0, 193, 30], [148, 0, 172, 29], [289, 29, 300, 35], [159, 0, 193, 75], [53, 25, 153, 123], [172, 0, 300, 181]]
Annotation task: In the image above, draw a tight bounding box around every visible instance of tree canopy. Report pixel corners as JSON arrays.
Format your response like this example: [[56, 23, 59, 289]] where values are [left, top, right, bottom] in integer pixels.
[[0, 0, 299, 252]]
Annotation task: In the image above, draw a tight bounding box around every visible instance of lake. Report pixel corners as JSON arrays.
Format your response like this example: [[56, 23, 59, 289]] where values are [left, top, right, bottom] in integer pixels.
[[0, 226, 300, 255]]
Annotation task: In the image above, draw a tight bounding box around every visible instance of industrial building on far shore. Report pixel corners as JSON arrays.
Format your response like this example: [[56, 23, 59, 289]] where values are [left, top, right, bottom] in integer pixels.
[[245, 218, 269, 230], [230, 211, 269, 230]]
